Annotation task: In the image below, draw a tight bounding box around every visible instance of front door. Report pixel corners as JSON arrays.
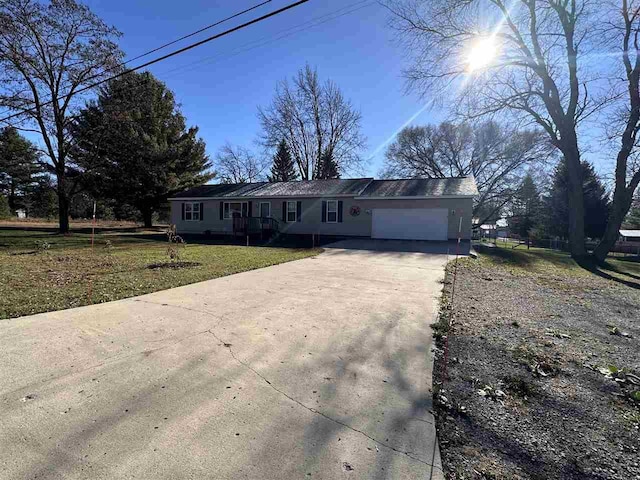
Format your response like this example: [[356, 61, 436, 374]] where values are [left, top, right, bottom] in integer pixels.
[[260, 202, 271, 218]]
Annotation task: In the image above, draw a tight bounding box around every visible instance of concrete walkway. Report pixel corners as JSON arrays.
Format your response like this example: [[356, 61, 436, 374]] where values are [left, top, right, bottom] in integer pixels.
[[0, 240, 450, 479]]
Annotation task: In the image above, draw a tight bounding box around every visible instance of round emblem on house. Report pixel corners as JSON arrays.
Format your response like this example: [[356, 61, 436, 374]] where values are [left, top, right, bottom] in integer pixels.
[[350, 206, 361, 217]]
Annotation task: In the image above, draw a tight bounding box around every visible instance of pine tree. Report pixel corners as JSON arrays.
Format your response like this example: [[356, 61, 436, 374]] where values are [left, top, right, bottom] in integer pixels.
[[268, 139, 298, 182], [72, 71, 213, 227], [542, 160, 610, 239], [0, 195, 10, 219], [625, 198, 640, 228], [0, 127, 42, 212], [510, 174, 542, 238], [315, 150, 340, 179]]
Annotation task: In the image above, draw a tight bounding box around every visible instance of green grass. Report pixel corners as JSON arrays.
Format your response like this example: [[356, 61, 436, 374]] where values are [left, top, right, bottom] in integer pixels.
[[0, 227, 320, 319], [475, 242, 640, 288]]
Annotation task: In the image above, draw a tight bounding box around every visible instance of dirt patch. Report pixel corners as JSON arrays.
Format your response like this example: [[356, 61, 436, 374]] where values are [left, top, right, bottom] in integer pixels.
[[433, 254, 640, 480], [147, 261, 202, 270]]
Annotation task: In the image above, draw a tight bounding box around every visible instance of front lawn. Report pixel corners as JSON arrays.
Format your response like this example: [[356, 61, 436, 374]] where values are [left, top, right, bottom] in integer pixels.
[[0, 226, 320, 319], [434, 244, 640, 480]]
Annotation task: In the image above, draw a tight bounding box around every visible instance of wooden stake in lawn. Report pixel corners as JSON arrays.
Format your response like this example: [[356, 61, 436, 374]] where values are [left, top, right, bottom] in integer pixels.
[[91, 201, 96, 251], [442, 212, 463, 380], [87, 201, 97, 302]]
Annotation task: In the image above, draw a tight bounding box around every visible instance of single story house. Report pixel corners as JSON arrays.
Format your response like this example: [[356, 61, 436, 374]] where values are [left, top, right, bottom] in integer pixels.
[[620, 229, 640, 242], [168, 177, 478, 241]]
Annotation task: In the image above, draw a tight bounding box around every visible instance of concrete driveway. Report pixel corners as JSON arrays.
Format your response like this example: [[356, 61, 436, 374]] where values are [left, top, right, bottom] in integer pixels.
[[0, 240, 451, 480]]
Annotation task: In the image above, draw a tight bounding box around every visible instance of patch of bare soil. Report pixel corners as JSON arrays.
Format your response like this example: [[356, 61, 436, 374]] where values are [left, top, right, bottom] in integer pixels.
[[433, 257, 640, 479], [147, 261, 202, 270]]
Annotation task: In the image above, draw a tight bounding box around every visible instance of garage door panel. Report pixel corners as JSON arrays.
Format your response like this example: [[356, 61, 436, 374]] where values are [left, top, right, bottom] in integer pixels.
[[372, 208, 448, 241]]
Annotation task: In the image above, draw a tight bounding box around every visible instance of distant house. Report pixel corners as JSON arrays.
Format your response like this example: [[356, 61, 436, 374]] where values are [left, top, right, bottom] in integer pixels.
[[478, 218, 509, 238], [15, 209, 26, 219], [169, 177, 478, 241], [620, 229, 640, 242]]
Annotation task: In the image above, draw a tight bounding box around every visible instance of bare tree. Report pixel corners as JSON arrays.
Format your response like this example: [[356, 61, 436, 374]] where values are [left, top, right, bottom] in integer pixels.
[[383, 121, 552, 223], [384, 0, 640, 260], [258, 64, 366, 180], [0, 0, 123, 233], [215, 143, 268, 184]]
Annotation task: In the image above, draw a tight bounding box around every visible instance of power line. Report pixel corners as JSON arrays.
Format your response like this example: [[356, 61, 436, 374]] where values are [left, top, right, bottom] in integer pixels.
[[0, 0, 274, 119], [52, 0, 376, 129], [123, 0, 273, 66], [0, 0, 309, 125], [158, 0, 375, 78]]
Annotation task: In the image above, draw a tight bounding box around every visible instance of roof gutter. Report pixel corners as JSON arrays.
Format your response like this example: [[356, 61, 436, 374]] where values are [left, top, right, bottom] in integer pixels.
[[353, 195, 476, 200]]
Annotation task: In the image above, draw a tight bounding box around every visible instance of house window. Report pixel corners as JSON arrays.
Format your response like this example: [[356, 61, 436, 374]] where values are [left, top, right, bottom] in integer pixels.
[[184, 202, 200, 221], [260, 202, 271, 218], [326, 200, 338, 223], [286, 201, 297, 222], [223, 201, 248, 219]]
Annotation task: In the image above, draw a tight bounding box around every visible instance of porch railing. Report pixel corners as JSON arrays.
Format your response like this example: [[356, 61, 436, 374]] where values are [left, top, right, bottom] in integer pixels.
[[232, 216, 280, 236]]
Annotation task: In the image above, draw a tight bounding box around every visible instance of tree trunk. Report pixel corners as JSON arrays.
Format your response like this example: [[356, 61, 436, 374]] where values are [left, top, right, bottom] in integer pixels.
[[561, 136, 586, 258], [57, 174, 70, 234], [142, 207, 153, 228], [593, 187, 634, 263], [58, 190, 70, 233]]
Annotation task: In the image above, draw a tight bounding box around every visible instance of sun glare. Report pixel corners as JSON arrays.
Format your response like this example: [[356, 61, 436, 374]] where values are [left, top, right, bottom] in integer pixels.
[[467, 37, 498, 72]]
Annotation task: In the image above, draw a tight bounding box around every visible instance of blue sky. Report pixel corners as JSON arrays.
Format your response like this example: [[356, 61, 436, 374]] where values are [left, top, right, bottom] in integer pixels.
[[81, 0, 443, 179]]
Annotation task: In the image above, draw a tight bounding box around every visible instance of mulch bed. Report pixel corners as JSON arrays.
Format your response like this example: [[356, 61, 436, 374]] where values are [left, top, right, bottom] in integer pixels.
[[433, 255, 640, 479]]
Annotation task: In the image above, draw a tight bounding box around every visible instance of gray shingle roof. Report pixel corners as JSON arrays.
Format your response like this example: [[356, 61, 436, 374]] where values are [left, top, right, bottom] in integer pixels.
[[171, 183, 266, 198], [171, 177, 478, 199], [248, 178, 374, 197], [358, 177, 478, 197]]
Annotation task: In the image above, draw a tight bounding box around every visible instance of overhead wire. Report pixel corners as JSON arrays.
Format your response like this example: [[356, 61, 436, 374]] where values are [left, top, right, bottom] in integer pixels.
[[0, 0, 274, 119], [0, 0, 310, 125]]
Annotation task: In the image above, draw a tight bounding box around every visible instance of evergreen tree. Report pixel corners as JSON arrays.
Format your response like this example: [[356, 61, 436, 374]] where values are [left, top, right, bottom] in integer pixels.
[[0, 127, 42, 212], [315, 150, 340, 179], [29, 180, 58, 219], [510, 174, 542, 238], [625, 198, 640, 228], [72, 71, 213, 227], [267, 139, 298, 182], [543, 160, 610, 239], [0, 195, 10, 219]]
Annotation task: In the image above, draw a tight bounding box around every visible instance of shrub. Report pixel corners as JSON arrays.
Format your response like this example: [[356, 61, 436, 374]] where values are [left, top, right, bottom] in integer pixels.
[[0, 195, 10, 219]]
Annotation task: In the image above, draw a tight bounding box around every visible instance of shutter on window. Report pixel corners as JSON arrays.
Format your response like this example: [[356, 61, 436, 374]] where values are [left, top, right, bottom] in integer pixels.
[[200, 202, 204, 221], [321, 201, 327, 223], [219, 201, 224, 220], [248, 201, 252, 218], [338, 201, 343, 223], [181, 203, 185, 221], [281, 201, 286, 221], [296, 201, 302, 222]]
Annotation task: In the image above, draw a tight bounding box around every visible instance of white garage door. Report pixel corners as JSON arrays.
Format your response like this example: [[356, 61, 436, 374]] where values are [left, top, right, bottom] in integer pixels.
[[372, 208, 449, 241]]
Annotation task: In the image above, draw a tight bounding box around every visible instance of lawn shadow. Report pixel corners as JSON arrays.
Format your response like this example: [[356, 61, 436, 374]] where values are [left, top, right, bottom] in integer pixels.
[[474, 244, 534, 267], [576, 258, 640, 290], [602, 260, 640, 282]]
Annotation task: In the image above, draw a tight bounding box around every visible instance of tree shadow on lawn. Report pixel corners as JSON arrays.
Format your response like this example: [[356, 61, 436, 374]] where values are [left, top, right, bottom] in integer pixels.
[[576, 258, 640, 290], [476, 244, 640, 290]]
